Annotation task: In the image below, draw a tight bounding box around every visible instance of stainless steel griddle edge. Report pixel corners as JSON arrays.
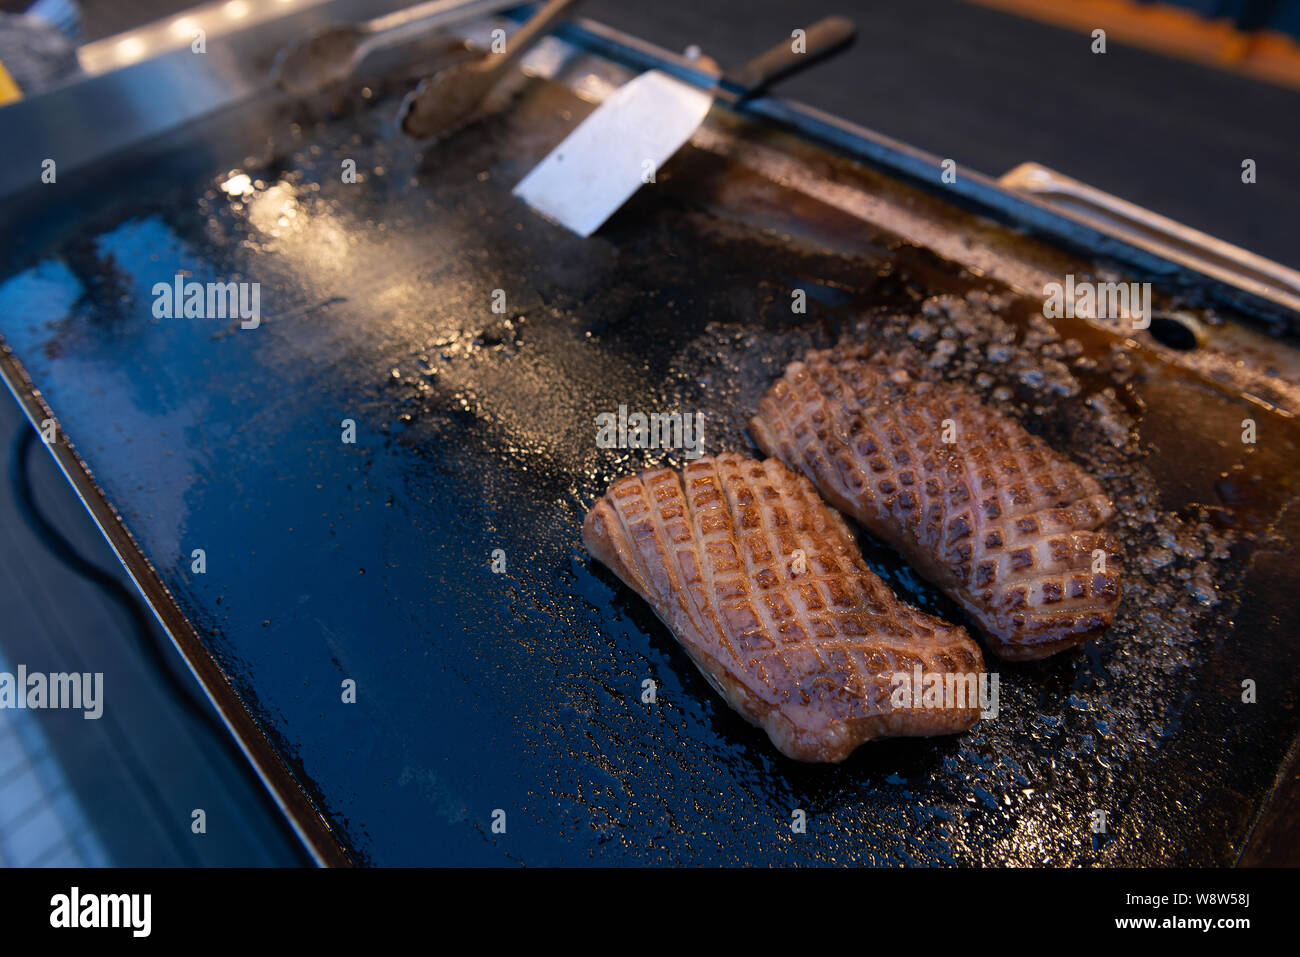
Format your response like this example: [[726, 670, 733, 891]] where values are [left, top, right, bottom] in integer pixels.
[[0, 349, 354, 866]]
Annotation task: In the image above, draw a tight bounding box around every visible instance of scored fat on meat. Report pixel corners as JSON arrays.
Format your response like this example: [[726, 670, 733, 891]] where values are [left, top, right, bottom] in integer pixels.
[[750, 345, 1122, 661], [582, 453, 986, 763]]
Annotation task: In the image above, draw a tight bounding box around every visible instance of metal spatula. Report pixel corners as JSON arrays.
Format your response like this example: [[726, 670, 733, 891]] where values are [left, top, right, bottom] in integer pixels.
[[513, 16, 856, 237]]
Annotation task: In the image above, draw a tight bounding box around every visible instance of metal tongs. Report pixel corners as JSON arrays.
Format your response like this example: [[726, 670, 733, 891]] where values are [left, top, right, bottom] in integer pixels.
[[271, 0, 525, 96], [397, 0, 583, 140], [1000, 162, 1300, 316]]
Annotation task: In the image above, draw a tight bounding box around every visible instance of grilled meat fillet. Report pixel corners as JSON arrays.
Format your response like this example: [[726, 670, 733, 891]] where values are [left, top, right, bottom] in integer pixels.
[[750, 345, 1121, 660], [582, 453, 985, 762]]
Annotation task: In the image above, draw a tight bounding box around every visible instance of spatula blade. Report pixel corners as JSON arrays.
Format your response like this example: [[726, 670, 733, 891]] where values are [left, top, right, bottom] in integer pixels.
[[513, 70, 714, 237]]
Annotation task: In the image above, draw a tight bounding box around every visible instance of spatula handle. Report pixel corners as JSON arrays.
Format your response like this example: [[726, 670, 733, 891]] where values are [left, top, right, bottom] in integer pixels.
[[724, 16, 856, 99]]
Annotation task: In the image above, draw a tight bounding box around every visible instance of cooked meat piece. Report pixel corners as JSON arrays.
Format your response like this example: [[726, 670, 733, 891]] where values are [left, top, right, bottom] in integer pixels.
[[582, 452, 986, 762], [750, 345, 1122, 660]]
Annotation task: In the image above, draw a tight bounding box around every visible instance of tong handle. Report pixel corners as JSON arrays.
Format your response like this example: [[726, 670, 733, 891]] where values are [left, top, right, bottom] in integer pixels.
[[476, 0, 584, 73], [723, 16, 856, 100], [1000, 162, 1300, 305]]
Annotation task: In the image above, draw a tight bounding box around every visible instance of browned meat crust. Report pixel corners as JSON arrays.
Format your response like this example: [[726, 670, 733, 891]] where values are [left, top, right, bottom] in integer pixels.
[[750, 345, 1122, 661], [583, 453, 985, 762]]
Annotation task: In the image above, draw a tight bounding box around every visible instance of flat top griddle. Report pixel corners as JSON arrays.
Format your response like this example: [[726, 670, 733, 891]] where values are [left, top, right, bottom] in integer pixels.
[[1, 15, 1298, 866]]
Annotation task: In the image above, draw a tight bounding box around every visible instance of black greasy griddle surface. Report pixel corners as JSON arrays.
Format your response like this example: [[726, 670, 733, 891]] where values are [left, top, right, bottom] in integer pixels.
[[2, 67, 1298, 866]]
